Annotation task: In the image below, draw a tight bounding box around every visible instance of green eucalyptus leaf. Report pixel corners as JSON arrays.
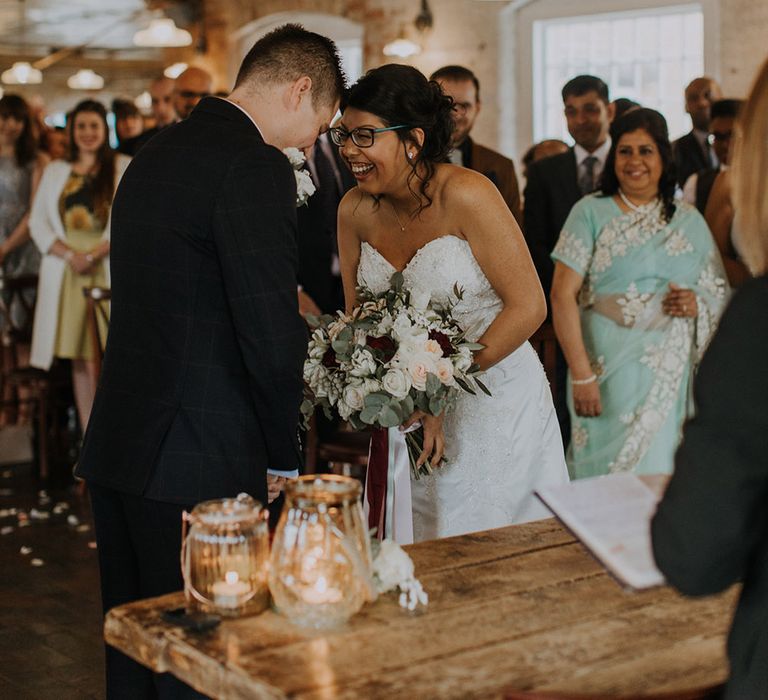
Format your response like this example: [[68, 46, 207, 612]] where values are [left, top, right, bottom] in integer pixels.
[[364, 392, 389, 408], [455, 377, 476, 395], [475, 377, 492, 396], [425, 372, 441, 397], [360, 406, 380, 424], [378, 405, 401, 428]]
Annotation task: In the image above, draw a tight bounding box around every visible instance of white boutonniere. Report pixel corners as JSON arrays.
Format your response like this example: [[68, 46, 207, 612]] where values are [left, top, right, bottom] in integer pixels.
[[371, 538, 428, 610], [283, 147, 316, 207]]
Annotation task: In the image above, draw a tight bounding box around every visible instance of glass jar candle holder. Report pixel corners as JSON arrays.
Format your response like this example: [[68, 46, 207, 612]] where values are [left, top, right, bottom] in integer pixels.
[[181, 493, 269, 618], [269, 475, 374, 629]]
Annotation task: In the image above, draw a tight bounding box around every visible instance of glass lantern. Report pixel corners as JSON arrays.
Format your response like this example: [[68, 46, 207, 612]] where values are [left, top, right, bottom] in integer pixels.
[[181, 493, 269, 617], [269, 475, 374, 629]]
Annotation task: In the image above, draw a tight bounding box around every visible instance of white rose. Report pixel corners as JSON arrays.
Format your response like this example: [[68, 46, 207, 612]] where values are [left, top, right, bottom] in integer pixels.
[[373, 539, 415, 592], [362, 378, 381, 395], [455, 347, 473, 373], [343, 383, 366, 412], [382, 369, 412, 399], [407, 352, 437, 391], [392, 313, 412, 342], [295, 169, 316, 205], [327, 319, 346, 341], [282, 147, 305, 167], [337, 396, 353, 420], [377, 312, 394, 335], [435, 358, 455, 386], [349, 347, 376, 377]]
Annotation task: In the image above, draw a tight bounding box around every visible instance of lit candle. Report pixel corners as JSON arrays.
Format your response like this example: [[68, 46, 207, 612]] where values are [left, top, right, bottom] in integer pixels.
[[300, 576, 343, 605], [211, 570, 251, 609]]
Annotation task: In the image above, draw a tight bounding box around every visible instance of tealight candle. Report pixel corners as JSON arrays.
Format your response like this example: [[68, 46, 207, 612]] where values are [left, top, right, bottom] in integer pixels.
[[211, 571, 251, 609], [300, 576, 343, 605]]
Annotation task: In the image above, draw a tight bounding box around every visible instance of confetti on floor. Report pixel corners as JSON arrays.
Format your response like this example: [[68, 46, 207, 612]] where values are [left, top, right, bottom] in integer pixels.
[[67, 515, 80, 527], [20, 546, 32, 555], [30, 558, 44, 567], [87, 541, 97, 549], [1, 526, 13, 535], [76, 524, 91, 533]]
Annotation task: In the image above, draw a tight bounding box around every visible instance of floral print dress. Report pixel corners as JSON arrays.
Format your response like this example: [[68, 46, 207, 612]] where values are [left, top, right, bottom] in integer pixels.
[[552, 194, 729, 478]]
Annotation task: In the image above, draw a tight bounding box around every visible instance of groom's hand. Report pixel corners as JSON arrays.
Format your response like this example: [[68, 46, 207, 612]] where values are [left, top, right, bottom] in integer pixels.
[[267, 475, 288, 503]]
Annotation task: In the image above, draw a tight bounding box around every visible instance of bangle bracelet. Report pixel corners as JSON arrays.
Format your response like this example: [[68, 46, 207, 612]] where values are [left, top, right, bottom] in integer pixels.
[[571, 374, 597, 385]]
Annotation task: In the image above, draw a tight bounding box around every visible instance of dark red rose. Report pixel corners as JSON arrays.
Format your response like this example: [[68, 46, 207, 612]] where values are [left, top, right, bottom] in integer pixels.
[[366, 335, 396, 361], [322, 348, 338, 368], [428, 330, 453, 356]]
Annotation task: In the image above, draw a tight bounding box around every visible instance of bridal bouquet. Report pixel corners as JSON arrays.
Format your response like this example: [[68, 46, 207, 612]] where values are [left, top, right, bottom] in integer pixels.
[[302, 272, 489, 478], [282, 147, 315, 206]]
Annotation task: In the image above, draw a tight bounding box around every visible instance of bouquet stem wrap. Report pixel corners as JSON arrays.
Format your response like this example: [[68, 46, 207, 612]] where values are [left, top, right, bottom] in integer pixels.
[[364, 426, 418, 545]]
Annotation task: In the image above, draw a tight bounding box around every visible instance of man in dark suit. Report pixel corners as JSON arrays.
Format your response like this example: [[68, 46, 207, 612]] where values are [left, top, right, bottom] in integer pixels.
[[523, 75, 614, 445], [296, 133, 355, 317], [120, 76, 178, 156], [430, 65, 522, 225], [672, 76, 722, 188], [76, 25, 345, 699]]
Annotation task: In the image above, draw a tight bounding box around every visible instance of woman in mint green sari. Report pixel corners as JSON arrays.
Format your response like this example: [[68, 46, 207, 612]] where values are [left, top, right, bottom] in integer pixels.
[[551, 108, 729, 478]]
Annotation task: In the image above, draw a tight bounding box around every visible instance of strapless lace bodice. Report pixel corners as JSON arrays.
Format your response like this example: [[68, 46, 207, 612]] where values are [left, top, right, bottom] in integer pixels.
[[357, 237, 502, 342]]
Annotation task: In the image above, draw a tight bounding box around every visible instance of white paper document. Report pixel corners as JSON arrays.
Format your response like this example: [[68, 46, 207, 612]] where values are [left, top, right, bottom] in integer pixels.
[[537, 473, 665, 590]]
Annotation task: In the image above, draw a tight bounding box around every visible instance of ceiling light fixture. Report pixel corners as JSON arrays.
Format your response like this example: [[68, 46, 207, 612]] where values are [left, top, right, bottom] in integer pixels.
[[1, 61, 42, 85], [133, 18, 192, 48], [67, 68, 104, 90], [134, 91, 152, 112], [383, 0, 433, 58], [164, 62, 188, 79]]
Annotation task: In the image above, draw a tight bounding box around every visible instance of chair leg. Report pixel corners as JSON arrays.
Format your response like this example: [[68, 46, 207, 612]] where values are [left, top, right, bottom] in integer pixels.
[[36, 382, 49, 482]]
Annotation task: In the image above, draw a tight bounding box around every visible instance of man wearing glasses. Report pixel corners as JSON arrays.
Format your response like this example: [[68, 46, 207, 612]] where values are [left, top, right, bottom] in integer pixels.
[[173, 66, 213, 120], [430, 65, 521, 225]]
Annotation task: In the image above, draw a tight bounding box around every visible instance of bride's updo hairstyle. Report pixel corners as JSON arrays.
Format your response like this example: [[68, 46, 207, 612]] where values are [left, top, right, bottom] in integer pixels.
[[341, 64, 454, 210]]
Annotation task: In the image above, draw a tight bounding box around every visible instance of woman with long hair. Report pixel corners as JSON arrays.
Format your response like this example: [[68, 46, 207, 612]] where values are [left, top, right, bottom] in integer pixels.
[[550, 108, 729, 478], [652, 56, 768, 698], [29, 100, 130, 432], [336, 65, 567, 541], [0, 94, 49, 423]]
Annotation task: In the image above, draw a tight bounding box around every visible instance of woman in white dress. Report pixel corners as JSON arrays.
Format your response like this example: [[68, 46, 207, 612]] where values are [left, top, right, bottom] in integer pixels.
[[335, 65, 568, 541]]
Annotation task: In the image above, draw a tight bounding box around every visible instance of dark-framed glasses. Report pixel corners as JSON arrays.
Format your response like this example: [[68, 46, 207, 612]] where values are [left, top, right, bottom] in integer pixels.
[[329, 124, 411, 148]]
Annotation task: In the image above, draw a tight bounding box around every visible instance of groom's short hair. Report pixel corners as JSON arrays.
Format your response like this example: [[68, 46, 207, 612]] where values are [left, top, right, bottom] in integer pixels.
[[235, 24, 345, 108]]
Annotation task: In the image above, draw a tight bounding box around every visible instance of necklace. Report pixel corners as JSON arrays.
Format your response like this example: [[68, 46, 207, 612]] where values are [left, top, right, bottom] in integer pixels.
[[387, 199, 414, 232], [618, 188, 656, 213]]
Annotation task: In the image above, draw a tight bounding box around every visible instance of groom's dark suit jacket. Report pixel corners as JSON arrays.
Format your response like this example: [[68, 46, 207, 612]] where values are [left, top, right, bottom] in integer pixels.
[[76, 97, 307, 506]]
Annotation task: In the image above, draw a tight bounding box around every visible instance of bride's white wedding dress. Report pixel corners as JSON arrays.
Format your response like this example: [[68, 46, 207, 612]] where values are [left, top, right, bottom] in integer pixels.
[[357, 235, 569, 541]]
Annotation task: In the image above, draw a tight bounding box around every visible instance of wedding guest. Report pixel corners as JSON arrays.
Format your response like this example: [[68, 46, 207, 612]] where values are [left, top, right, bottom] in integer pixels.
[[550, 108, 728, 478], [652, 56, 768, 699], [430, 65, 522, 224], [704, 170, 750, 286], [672, 76, 723, 188], [172, 66, 213, 120], [29, 100, 131, 433], [120, 76, 178, 156], [524, 74, 615, 444], [112, 99, 143, 155], [42, 125, 67, 160], [612, 97, 640, 120], [521, 139, 569, 180], [76, 25, 344, 698], [0, 94, 49, 423], [682, 98, 742, 214]]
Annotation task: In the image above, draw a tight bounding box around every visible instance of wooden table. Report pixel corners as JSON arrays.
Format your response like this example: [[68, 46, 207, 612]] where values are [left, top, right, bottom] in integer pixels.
[[105, 514, 737, 699]]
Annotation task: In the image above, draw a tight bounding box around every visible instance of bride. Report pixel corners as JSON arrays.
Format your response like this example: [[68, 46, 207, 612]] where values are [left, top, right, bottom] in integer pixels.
[[335, 64, 568, 541]]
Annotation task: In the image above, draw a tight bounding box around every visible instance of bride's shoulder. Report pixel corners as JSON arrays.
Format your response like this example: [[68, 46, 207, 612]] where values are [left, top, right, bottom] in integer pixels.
[[438, 163, 505, 210], [339, 187, 374, 221]]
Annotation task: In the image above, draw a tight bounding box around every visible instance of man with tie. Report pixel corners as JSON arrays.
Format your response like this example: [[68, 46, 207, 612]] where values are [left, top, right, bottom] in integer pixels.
[[296, 133, 355, 317], [523, 74, 614, 445], [672, 76, 722, 188], [430, 65, 522, 224]]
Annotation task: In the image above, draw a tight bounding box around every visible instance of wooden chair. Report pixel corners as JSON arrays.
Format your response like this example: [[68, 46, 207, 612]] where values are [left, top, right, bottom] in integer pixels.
[[82, 286, 111, 375], [504, 685, 724, 700], [530, 321, 558, 400], [304, 413, 370, 478]]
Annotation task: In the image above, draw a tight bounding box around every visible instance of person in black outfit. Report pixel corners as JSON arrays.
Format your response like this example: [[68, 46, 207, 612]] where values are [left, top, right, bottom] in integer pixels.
[[76, 25, 345, 699], [672, 76, 722, 188], [120, 76, 178, 156], [652, 56, 768, 699], [523, 75, 614, 444]]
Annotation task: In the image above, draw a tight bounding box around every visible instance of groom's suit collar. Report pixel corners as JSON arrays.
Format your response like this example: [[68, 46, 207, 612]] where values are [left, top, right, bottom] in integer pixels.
[[191, 96, 265, 142]]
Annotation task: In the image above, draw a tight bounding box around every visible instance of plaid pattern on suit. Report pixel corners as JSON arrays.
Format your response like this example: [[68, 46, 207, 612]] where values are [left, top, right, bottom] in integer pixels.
[[77, 97, 307, 506]]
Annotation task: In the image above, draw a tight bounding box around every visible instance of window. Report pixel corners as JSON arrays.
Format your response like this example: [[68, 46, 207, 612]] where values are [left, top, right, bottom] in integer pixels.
[[533, 4, 704, 143]]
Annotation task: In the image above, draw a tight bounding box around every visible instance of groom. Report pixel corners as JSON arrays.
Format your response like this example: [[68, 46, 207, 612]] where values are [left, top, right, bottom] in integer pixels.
[[76, 24, 345, 698]]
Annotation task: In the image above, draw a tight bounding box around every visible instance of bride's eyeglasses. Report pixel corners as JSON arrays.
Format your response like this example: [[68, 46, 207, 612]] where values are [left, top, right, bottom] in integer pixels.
[[329, 124, 411, 148]]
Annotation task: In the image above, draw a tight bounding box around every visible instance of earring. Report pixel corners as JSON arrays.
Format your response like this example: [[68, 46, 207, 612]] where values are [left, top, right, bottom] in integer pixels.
[[408, 152, 414, 160]]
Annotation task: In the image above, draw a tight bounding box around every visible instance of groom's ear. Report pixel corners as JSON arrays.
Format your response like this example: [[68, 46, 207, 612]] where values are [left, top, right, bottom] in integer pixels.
[[285, 75, 313, 111]]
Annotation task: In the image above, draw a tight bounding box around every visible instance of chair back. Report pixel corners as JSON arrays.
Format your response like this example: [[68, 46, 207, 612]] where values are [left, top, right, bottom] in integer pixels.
[[82, 286, 111, 375], [0, 274, 38, 348]]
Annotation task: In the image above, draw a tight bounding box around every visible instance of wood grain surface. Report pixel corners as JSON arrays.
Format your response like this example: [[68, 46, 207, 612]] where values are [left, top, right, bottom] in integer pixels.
[[105, 516, 737, 699]]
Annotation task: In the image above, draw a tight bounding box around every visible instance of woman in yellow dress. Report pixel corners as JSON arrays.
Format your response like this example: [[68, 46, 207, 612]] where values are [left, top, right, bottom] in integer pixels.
[[29, 100, 130, 431]]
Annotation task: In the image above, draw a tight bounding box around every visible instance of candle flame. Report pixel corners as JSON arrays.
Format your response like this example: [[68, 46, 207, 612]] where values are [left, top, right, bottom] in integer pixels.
[[225, 570, 239, 585]]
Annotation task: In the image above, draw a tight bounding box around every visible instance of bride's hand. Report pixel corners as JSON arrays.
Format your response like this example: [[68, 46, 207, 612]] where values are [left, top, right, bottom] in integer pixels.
[[403, 410, 445, 468]]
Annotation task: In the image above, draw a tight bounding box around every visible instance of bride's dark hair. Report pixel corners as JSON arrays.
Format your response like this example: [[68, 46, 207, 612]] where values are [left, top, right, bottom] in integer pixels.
[[341, 64, 454, 212]]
